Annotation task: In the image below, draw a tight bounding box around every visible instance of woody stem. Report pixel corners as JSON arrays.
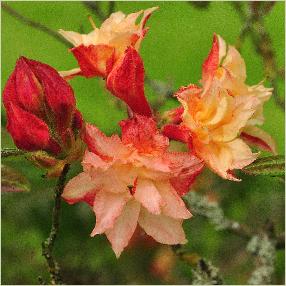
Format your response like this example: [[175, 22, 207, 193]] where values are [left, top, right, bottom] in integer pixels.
[[41, 164, 70, 285]]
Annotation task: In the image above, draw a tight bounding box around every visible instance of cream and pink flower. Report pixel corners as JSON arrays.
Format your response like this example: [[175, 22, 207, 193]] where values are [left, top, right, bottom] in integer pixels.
[[163, 34, 276, 181], [59, 7, 158, 78], [62, 115, 203, 257]]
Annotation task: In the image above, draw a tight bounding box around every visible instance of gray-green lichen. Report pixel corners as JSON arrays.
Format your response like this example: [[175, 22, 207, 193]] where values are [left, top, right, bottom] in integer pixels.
[[247, 234, 276, 285]]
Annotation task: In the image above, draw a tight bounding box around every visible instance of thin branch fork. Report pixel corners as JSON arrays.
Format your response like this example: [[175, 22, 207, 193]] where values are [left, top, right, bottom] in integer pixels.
[[1, 3, 70, 47], [42, 164, 70, 285]]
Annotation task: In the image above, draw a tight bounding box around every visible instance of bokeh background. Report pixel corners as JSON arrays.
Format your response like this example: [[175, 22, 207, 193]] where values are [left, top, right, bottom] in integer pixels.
[[1, 1, 285, 284]]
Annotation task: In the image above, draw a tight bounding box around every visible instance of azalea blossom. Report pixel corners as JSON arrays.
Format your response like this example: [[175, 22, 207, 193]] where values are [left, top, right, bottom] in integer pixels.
[[163, 34, 276, 181], [59, 7, 158, 78], [62, 115, 203, 257]]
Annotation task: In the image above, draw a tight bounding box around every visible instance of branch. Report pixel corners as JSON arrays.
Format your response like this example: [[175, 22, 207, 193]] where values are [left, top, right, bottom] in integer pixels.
[[41, 164, 70, 285], [83, 1, 106, 21], [172, 245, 223, 285], [1, 148, 26, 158], [184, 192, 253, 239], [1, 3, 70, 47], [232, 2, 285, 110]]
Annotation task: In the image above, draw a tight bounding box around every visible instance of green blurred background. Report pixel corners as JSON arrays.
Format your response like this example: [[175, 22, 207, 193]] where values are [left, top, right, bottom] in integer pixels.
[[1, 1, 285, 284]]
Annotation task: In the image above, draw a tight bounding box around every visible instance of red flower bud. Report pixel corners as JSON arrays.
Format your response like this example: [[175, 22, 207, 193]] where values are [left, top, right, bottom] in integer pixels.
[[106, 47, 152, 117], [3, 57, 83, 156]]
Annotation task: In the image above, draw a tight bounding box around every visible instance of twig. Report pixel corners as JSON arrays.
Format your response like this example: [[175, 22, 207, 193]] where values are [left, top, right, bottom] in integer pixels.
[[41, 164, 70, 285], [1, 3, 70, 47], [184, 192, 253, 239], [1, 148, 26, 158], [232, 2, 285, 110], [172, 245, 223, 285], [83, 1, 105, 21]]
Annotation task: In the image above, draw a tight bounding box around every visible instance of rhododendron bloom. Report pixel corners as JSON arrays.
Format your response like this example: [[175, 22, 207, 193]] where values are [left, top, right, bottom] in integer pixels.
[[163, 34, 276, 181], [3, 57, 83, 159], [202, 34, 276, 154], [62, 115, 203, 257], [59, 7, 158, 78]]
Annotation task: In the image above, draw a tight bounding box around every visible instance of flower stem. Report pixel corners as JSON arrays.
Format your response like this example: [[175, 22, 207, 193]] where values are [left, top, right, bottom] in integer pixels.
[[41, 164, 70, 285]]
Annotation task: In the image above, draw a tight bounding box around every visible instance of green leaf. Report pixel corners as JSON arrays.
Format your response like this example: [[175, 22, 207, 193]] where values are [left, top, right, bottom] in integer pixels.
[[242, 155, 285, 177], [1, 164, 31, 192]]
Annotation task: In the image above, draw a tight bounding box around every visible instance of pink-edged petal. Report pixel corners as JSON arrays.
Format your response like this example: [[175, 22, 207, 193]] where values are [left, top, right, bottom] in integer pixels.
[[83, 123, 129, 160], [71, 44, 115, 78], [62, 172, 98, 205], [138, 208, 187, 245], [120, 114, 169, 153], [106, 46, 152, 116], [156, 181, 192, 219], [202, 34, 219, 84], [134, 178, 164, 215], [164, 151, 204, 195], [241, 126, 277, 154], [105, 199, 141, 258], [82, 150, 111, 173], [91, 191, 131, 236]]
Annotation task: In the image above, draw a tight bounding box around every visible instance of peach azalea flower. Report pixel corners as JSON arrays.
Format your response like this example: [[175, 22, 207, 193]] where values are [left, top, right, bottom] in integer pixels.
[[59, 7, 158, 78], [163, 34, 276, 181], [62, 115, 203, 257]]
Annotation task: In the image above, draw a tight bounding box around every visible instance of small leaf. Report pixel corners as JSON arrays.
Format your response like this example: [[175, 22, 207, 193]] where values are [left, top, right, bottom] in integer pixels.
[[242, 155, 284, 177], [1, 164, 31, 192]]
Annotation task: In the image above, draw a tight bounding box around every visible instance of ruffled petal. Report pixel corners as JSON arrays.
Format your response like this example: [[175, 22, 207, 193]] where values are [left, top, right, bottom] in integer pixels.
[[211, 95, 260, 142], [91, 191, 131, 235], [195, 138, 258, 181], [138, 208, 187, 245], [105, 199, 141, 257], [134, 178, 164, 215], [83, 123, 131, 161], [120, 114, 168, 153]]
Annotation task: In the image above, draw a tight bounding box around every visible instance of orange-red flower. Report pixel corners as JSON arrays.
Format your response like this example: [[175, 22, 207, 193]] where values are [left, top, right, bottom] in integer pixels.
[[62, 115, 203, 257], [163, 34, 276, 181], [59, 7, 158, 78]]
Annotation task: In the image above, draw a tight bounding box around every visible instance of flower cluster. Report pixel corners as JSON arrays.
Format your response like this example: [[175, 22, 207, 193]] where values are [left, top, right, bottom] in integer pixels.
[[2, 8, 276, 257], [163, 34, 276, 180]]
